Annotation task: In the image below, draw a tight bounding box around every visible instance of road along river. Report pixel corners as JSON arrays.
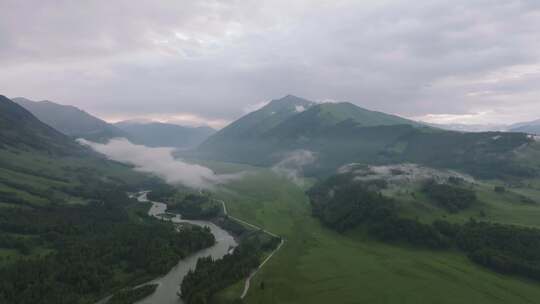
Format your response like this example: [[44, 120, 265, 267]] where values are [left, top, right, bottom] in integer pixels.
[[98, 191, 283, 304], [133, 192, 237, 304]]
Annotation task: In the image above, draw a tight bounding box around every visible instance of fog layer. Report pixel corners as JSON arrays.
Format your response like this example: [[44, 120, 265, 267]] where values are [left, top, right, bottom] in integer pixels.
[[78, 138, 241, 189], [272, 150, 316, 186]]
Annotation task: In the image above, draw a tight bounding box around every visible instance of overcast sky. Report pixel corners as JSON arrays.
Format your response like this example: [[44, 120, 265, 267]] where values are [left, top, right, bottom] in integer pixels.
[[2, 0, 540, 128]]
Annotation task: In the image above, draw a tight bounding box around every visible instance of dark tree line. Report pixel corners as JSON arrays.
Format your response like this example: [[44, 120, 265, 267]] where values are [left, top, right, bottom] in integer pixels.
[[108, 284, 158, 304], [167, 194, 221, 220], [181, 233, 281, 304], [456, 221, 540, 280], [422, 179, 476, 212], [308, 175, 540, 281], [0, 187, 215, 304]]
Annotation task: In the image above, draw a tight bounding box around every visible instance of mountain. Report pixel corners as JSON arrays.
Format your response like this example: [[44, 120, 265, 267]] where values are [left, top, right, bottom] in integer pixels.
[[509, 119, 540, 135], [0, 95, 82, 154], [198, 94, 423, 162], [199, 95, 420, 157], [114, 120, 215, 148], [212, 95, 316, 140], [197, 95, 540, 179], [0, 96, 218, 303], [203, 95, 416, 143], [0, 94, 153, 209], [13, 97, 127, 142]]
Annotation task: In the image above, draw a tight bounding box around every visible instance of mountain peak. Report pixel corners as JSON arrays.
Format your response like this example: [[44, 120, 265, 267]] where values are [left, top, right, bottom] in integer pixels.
[[268, 95, 314, 107], [255, 95, 316, 116]]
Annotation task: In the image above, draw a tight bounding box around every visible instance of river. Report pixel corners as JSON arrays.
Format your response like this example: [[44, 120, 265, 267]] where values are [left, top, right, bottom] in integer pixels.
[[132, 192, 237, 304]]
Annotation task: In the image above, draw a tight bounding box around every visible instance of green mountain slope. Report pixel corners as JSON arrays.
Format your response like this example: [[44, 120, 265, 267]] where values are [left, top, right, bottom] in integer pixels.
[[209, 95, 316, 141], [266, 101, 421, 138], [196, 95, 540, 179], [0, 95, 83, 154], [115, 121, 215, 148], [13, 97, 127, 142], [0, 95, 148, 208], [0, 95, 217, 303]]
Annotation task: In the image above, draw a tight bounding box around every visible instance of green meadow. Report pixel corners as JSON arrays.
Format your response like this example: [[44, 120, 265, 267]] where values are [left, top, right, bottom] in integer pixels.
[[203, 162, 540, 304]]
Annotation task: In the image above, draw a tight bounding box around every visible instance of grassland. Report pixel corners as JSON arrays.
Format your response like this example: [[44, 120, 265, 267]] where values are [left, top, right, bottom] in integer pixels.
[[0, 148, 149, 208], [385, 179, 540, 229], [202, 162, 540, 304]]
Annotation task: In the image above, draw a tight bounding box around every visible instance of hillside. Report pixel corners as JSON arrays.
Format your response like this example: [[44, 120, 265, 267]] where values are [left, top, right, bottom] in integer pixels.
[[0, 95, 83, 155], [115, 120, 215, 148], [200, 162, 540, 304], [0, 95, 147, 208], [206, 95, 316, 141], [0, 95, 217, 303], [13, 97, 127, 142], [196, 95, 421, 164], [197, 95, 540, 179]]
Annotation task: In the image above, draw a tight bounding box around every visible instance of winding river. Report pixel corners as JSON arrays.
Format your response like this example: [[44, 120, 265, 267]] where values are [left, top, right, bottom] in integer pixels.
[[133, 192, 237, 304]]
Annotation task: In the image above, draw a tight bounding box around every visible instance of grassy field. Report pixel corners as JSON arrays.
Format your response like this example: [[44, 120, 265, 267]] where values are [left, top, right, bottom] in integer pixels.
[[385, 179, 540, 229], [203, 162, 540, 304], [0, 148, 149, 208]]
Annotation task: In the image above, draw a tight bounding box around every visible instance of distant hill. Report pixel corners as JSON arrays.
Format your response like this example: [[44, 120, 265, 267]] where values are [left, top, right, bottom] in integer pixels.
[[0, 95, 82, 154], [426, 122, 507, 133], [114, 120, 215, 148], [13, 97, 127, 142], [197, 95, 540, 179], [509, 119, 540, 135], [427, 120, 540, 135]]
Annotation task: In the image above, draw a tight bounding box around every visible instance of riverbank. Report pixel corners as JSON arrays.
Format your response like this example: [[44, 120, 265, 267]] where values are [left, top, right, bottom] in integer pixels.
[[106, 190, 284, 304], [134, 192, 238, 304], [214, 199, 285, 300], [96, 192, 237, 304]]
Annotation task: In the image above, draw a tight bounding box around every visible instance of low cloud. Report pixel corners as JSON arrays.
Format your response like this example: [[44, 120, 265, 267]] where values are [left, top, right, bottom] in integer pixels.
[[78, 138, 242, 189], [102, 112, 229, 129], [272, 150, 316, 186], [242, 100, 270, 114]]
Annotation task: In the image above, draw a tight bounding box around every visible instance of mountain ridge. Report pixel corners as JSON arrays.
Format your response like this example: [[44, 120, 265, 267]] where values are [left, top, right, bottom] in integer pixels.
[[13, 97, 127, 142], [196, 95, 540, 179], [0, 95, 83, 154], [114, 120, 215, 148]]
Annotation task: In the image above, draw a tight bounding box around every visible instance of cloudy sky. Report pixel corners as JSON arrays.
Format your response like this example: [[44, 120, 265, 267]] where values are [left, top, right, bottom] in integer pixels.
[[1, 0, 540, 128]]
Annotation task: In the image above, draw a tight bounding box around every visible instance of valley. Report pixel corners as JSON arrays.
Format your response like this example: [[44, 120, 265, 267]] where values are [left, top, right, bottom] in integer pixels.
[[205, 162, 540, 304], [4, 3, 540, 303], [3, 94, 540, 304]]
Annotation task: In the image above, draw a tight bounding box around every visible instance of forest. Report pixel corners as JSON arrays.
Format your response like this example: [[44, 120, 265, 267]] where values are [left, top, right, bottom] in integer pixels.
[[181, 231, 281, 304], [147, 185, 221, 220], [0, 185, 215, 304], [308, 175, 540, 281], [107, 284, 158, 304], [421, 179, 477, 212]]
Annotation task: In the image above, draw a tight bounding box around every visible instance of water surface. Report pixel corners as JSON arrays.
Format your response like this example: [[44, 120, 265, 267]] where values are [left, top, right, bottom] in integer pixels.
[[134, 192, 237, 304]]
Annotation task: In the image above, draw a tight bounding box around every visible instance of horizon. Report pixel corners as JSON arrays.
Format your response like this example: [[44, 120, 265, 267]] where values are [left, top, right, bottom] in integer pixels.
[[9, 94, 540, 131], [2, 1, 540, 127]]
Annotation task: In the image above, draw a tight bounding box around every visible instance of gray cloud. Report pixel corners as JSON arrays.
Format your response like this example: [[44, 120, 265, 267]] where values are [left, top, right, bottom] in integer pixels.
[[272, 150, 316, 186], [78, 138, 243, 189], [1, 0, 540, 125]]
